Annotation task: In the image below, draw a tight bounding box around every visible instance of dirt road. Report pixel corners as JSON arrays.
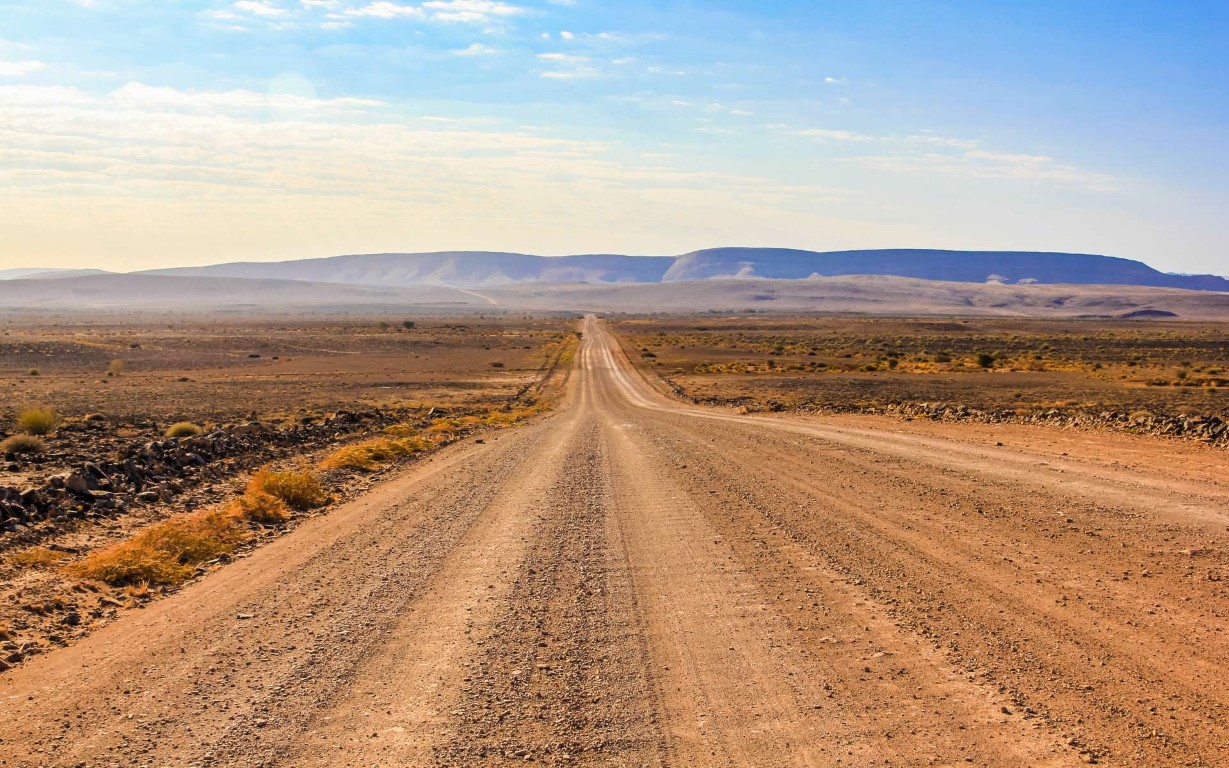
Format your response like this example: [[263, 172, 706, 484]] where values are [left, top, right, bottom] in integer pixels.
[[3, 317, 1226, 767]]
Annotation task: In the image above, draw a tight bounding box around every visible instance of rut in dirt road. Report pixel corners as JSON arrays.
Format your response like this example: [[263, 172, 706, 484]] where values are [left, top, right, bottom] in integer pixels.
[[1, 316, 1227, 768]]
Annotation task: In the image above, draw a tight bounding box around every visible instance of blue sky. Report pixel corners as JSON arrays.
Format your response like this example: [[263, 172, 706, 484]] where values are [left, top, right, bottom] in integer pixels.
[[1, 0, 1226, 273]]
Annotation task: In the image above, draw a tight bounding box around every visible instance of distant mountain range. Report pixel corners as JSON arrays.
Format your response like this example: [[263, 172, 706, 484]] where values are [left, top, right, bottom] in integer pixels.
[[1, 248, 1226, 316], [133, 248, 1228, 292]]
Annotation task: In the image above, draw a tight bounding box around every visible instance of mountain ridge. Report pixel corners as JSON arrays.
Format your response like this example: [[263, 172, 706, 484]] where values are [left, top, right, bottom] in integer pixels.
[[134, 248, 1229, 292]]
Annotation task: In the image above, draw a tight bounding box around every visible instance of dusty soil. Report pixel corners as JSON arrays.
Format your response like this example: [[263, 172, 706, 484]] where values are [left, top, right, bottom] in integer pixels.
[[0, 316, 569, 423], [616, 315, 1229, 417], [0, 317, 1226, 767]]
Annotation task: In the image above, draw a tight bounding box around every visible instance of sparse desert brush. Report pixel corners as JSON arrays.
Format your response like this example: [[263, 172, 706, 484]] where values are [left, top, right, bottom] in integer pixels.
[[426, 417, 462, 434], [16, 406, 58, 435], [232, 489, 290, 524], [106, 359, 126, 376], [1, 434, 46, 454], [247, 466, 327, 510], [165, 421, 204, 438], [10, 546, 69, 569], [72, 509, 250, 586], [26, 368, 39, 377], [321, 436, 428, 472], [480, 406, 541, 426]]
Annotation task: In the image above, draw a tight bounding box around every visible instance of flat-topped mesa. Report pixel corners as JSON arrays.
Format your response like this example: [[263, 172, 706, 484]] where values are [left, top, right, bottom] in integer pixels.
[[131, 248, 1228, 291]]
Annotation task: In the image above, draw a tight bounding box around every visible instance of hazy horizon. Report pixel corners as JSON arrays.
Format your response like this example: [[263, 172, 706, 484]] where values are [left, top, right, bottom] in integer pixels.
[[1, 1, 1226, 274]]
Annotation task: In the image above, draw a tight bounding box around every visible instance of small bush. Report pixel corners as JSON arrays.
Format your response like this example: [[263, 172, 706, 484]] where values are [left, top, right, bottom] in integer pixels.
[[975, 353, 996, 368], [26, 368, 39, 377], [402, 320, 416, 330], [10, 546, 68, 569], [73, 509, 250, 586], [233, 490, 290, 524], [1, 434, 46, 454], [107, 360, 126, 376], [165, 421, 203, 438], [490, 361, 505, 368], [321, 437, 427, 472], [16, 406, 57, 435], [248, 466, 327, 510]]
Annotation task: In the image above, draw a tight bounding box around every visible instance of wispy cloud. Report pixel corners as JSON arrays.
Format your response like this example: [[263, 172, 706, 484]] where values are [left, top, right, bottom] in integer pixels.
[[340, 0, 523, 23], [0, 60, 45, 78], [783, 125, 1114, 190], [454, 42, 500, 56]]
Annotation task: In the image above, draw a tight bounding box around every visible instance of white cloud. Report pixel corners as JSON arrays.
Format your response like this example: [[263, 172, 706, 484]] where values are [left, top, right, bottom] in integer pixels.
[[420, 0, 523, 23], [339, 0, 522, 23], [794, 128, 875, 142], [233, 0, 288, 16], [855, 151, 1115, 190], [0, 60, 45, 78], [783, 125, 1114, 190], [344, 1, 424, 18], [454, 42, 500, 55], [823, 76, 844, 84], [0, 80, 845, 267], [107, 81, 384, 112]]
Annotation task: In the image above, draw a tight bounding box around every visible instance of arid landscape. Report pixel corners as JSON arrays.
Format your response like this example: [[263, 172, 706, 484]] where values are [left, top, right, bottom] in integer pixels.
[[3, 2, 1228, 765], [0, 313, 1225, 767]]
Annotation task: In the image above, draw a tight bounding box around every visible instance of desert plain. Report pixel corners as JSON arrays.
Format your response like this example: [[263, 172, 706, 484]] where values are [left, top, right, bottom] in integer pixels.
[[0, 311, 1225, 767]]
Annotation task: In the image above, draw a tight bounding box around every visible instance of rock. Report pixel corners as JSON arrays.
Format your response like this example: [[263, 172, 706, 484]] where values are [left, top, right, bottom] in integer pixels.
[[64, 473, 90, 495]]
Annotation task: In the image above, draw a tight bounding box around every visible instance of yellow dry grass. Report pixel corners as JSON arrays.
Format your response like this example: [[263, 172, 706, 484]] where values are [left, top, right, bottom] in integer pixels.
[[232, 490, 290, 524], [10, 546, 69, 569], [321, 436, 432, 471], [16, 406, 58, 436], [72, 508, 250, 586], [165, 421, 203, 438], [247, 466, 328, 511]]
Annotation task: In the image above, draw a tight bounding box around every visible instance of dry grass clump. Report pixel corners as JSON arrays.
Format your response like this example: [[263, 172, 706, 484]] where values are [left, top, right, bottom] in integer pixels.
[[232, 490, 290, 524], [247, 466, 328, 511], [71, 465, 329, 586], [73, 509, 250, 586], [16, 406, 58, 435], [321, 436, 431, 471], [1, 434, 47, 454], [165, 421, 204, 438], [10, 546, 69, 569]]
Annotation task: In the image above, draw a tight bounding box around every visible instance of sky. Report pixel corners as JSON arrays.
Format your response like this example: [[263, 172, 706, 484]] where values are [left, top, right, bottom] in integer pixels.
[[0, 0, 1226, 274]]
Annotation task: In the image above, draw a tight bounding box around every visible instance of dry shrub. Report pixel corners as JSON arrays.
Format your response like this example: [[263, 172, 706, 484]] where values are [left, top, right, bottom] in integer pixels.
[[16, 406, 57, 435], [165, 421, 203, 438], [72, 509, 250, 586], [321, 436, 429, 472], [248, 466, 327, 511], [233, 490, 290, 524], [10, 546, 68, 569], [480, 406, 541, 426], [426, 417, 462, 434], [1, 434, 46, 454]]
